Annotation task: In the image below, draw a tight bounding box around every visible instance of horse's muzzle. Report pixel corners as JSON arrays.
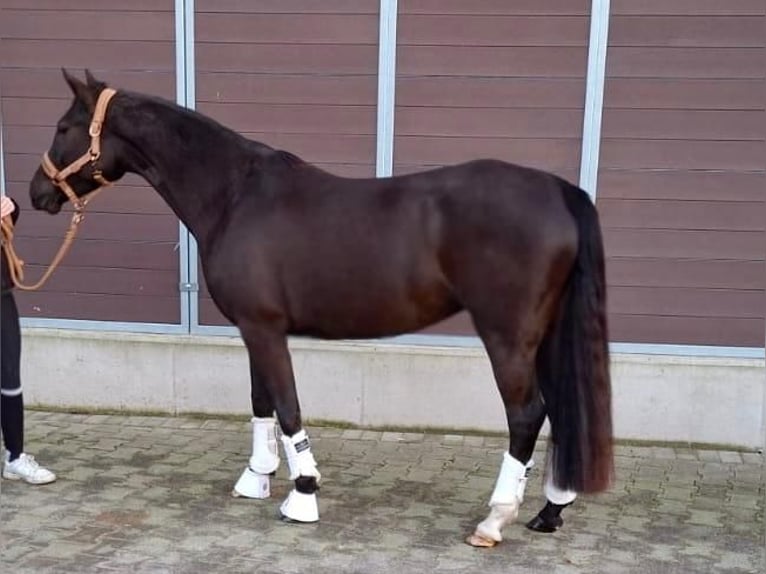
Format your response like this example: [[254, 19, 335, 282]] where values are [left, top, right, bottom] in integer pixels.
[[29, 169, 64, 214]]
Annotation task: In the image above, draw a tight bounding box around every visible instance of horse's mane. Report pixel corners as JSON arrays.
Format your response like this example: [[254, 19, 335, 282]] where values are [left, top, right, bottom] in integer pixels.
[[273, 149, 307, 168]]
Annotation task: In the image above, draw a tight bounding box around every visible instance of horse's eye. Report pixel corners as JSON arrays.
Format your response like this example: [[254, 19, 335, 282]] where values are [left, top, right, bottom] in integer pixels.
[[56, 125, 69, 135]]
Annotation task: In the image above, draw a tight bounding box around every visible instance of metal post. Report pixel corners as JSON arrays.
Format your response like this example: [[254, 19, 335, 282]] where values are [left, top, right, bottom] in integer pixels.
[[175, 0, 199, 333], [376, 0, 398, 178], [579, 0, 611, 200]]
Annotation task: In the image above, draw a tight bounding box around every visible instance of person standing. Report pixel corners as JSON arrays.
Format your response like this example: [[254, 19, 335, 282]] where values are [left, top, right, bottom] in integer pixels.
[[1, 194, 56, 484]]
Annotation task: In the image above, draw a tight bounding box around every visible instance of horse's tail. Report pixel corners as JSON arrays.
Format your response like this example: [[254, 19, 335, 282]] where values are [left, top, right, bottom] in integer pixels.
[[537, 182, 613, 494]]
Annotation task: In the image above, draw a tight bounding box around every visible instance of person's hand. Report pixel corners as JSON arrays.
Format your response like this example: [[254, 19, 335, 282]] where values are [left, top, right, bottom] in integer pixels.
[[1, 196, 16, 219]]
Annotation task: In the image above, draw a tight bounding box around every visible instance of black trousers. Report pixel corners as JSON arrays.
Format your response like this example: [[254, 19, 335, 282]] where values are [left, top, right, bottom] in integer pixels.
[[1, 291, 24, 460]]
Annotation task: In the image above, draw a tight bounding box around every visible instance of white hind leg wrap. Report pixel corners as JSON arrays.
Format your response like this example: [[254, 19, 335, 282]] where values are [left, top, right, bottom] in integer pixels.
[[474, 453, 527, 543], [279, 429, 321, 523], [232, 417, 280, 499], [545, 470, 577, 506]]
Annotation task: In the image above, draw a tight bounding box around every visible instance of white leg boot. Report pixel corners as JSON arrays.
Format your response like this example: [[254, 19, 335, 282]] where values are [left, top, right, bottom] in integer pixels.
[[468, 453, 527, 547], [545, 468, 577, 506], [280, 429, 321, 523], [233, 416, 280, 499]]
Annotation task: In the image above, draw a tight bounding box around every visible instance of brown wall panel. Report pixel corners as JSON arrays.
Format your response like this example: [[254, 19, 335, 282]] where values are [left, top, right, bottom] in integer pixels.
[[2, 10, 173, 41], [609, 16, 764, 47], [606, 47, 763, 78], [598, 4, 765, 347], [607, 259, 764, 290], [22, 267, 177, 298], [15, 239, 177, 271], [398, 47, 587, 78], [598, 171, 765, 202], [2, 1, 172, 9], [2, 40, 175, 71], [199, 103, 374, 136], [396, 77, 586, 109], [600, 140, 763, 171], [16, 294, 179, 324], [609, 287, 762, 319], [196, 75, 375, 106], [597, 199, 764, 231], [394, 137, 580, 172], [196, 0, 378, 13], [400, 1, 590, 15], [604, 78, 763, 110], [197, 45, 377, 75], [1, 1, 181, 324], [602, 110, 762, 141], [610, 0, 765, 16], [603, 229, 763, 261], [398, 15, 588, 46], [196, 13, 377, 44], [0, 69, 175, 100], [396, 108, 582, 138], [609, 315, 763, 347]]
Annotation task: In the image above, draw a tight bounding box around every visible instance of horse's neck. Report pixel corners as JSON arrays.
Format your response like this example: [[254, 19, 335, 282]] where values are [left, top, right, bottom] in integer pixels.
[[112, 94, 259, 243]]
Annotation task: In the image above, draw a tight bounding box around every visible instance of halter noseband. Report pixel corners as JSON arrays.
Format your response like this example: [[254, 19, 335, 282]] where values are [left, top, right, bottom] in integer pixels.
[[40, 87, 117, 212]]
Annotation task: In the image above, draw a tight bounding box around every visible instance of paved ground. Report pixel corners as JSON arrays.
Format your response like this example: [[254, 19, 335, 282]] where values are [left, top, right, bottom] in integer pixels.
[[1, 411, 764, 574]]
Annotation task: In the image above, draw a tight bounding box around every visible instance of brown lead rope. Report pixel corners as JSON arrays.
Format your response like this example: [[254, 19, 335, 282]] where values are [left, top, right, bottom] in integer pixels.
[[1, 208, 87, 291]]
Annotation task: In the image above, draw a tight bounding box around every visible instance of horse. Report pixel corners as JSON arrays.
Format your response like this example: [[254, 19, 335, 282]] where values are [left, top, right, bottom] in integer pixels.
[[28, 70, 613, 547]]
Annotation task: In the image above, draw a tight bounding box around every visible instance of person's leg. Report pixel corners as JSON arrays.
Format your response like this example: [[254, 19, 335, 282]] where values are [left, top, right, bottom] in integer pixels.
[[1, 291, 24, 460], [1, 291, 56, 484]]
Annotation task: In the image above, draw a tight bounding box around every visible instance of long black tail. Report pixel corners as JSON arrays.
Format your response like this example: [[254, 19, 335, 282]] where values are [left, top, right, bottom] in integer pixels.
[[537, 183, 613, 494]]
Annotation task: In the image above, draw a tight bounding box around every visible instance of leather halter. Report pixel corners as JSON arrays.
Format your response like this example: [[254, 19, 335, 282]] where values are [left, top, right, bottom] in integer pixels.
[[40, 87, 118, 211], [0, 88, 118, 291]]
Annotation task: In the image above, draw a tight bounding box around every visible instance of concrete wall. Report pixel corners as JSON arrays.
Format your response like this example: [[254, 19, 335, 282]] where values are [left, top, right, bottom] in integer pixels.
[[21, 328, 765, 449]]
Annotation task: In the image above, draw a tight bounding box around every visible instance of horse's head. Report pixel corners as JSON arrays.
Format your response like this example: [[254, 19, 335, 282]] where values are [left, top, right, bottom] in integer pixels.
[[30, 69, 126, 214]]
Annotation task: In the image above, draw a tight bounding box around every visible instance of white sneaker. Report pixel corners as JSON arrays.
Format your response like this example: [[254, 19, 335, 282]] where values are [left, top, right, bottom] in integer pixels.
[[3, 453, 57, 485]]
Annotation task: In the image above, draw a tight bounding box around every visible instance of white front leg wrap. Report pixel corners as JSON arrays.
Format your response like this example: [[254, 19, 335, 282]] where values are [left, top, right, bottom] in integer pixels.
[[232, 416, 281, 499], [279, 429, 321, 523], [281, 430, 321, 482], [249, 416, 280, 474], [474, 453, 527, 543]]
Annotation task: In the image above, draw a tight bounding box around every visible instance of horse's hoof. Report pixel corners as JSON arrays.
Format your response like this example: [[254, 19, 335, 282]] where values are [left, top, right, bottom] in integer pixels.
[[466, 533, 498, 548], [525, 514, 563, 533], [279, 489, 319, 523]]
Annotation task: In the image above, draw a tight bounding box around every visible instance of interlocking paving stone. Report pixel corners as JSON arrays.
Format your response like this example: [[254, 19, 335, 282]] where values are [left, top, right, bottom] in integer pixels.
[[1, 411, 764, 574]]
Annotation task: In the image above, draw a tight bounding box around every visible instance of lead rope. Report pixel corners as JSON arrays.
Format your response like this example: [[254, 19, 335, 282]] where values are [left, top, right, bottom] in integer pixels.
[[1, 208, 87, 291]]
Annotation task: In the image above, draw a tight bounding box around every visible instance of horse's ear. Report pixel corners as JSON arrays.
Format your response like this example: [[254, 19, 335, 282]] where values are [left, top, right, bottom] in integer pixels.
[[61, 68, 98, 111], [84, 69, 107, 91]]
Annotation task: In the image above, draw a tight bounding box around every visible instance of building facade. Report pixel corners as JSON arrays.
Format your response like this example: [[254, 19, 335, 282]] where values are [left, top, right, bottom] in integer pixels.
[[1, 1, 764, 446]]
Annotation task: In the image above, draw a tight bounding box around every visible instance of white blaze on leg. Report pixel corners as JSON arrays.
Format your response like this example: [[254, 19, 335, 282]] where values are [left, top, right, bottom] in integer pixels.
[[280, 429, 321, 523], [471, 453, 527, 545], [233, 416, 280, 499]]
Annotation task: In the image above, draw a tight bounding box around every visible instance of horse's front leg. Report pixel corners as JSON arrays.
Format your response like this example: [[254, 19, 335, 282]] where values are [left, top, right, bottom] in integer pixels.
[[232, 352, 281, 499], [238, 322, 321, 523]]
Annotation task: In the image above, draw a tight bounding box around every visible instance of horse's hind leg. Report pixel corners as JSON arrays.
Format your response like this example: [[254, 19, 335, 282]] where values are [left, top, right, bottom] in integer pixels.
[[237, 322, 322, 522], [467, 330, 547, 547]]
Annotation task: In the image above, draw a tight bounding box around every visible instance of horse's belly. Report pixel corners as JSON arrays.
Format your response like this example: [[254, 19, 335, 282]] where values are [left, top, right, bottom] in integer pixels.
[[289, 278, 461, 340]]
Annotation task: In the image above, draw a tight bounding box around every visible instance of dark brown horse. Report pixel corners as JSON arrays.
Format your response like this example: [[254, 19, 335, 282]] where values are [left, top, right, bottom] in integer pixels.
[[29, 70, 612, 546]]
